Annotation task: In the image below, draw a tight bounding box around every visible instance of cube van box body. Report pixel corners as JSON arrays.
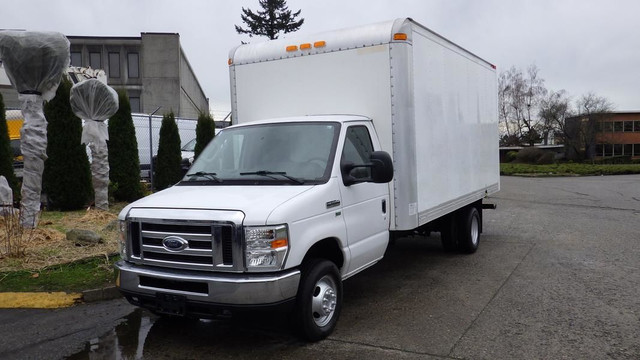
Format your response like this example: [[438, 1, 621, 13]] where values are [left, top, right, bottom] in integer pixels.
[[116, 18, 499, 341]]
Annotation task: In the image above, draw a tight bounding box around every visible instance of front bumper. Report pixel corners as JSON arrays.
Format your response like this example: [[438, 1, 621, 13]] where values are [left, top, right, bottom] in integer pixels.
[[115, 260, 300, 308]]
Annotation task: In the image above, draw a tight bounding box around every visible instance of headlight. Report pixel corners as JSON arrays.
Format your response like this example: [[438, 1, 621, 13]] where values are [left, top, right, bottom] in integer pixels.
[[244, 225, 289, 272], [118, 220, 127, 259]]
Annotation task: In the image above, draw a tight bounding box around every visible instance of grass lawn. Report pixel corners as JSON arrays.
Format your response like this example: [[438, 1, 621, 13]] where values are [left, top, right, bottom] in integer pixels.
[[500, 163, 640, 176]]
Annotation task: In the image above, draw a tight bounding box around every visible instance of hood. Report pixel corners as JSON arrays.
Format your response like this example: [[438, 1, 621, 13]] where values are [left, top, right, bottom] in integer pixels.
[[119, 184, 314, 225]]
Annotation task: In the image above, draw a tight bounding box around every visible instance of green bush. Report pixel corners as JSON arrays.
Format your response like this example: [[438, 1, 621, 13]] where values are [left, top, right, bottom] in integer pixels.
[[515, 147, 555, 165], [505, 151, 518, 163], [108, 91, 143, 202], [591, 155, 632, 165], [195, 112, 216, 160], [501, 163, 640, 176], [0, 93, 19, 201], [154, 112, 182, 190], [43, 78, 93, 210]]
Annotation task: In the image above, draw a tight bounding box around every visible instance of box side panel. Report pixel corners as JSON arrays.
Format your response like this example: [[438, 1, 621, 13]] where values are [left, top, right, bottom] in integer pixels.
[[412, 27, 499, 225]]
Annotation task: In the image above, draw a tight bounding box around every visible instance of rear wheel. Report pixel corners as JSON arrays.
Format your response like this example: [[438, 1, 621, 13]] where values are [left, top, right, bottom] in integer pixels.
[[294, 259, 342, 342], [458, 207, 480, 253]]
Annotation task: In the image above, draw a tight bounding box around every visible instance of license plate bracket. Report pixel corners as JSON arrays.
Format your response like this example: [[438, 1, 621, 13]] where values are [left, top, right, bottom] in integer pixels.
[[155, 293, 187, 316]]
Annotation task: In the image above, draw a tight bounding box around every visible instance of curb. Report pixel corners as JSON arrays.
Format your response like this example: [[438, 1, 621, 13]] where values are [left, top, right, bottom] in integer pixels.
[[82, 285, 122, 303]]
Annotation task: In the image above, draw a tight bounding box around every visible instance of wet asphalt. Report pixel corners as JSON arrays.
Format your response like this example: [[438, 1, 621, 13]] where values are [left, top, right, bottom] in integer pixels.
[[1, 175, 639, 359]]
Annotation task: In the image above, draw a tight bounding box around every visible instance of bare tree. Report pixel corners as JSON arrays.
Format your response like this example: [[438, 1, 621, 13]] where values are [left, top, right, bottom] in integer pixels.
[[538, 90, 572, 145], [574, 92, 615, 160], [498, 65, 547, 146]]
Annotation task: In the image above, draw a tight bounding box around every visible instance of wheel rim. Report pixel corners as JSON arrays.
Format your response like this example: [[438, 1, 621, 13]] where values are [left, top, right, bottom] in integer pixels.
[[471, 214, 479, 246], [311, 274, 338, 327]]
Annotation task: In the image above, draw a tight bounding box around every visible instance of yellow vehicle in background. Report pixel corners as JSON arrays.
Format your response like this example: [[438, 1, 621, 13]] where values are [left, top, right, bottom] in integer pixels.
[[5, 109, 23, 176]]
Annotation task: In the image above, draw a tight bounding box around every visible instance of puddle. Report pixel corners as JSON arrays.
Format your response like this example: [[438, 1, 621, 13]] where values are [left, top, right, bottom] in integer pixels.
[[66, 309, 154, 360], [65, 308, 297, 359]]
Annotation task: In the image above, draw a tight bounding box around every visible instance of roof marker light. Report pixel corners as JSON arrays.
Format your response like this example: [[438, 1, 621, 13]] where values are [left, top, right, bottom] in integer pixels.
[[228, 58, 233, 65], [286, 45, 298, 52], [314, 41, 326, 48], [300, 43, 312, 50], [393, 33, 408, 41]]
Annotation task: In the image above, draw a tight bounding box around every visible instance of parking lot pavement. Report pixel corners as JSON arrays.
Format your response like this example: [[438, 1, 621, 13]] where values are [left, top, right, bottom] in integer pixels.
[[2, 175, 639, 359], [326, 175, 640, 359]]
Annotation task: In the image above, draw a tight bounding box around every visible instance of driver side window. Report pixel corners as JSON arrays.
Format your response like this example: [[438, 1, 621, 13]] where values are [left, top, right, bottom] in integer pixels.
[[341, 126, 374, 180]]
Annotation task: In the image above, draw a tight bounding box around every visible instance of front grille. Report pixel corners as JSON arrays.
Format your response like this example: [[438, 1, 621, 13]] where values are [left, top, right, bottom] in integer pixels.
[[128, 219, 240, 271]]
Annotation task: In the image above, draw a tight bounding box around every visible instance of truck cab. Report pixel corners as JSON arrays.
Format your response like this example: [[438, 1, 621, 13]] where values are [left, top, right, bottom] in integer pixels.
[[116, 115, 394, 340]]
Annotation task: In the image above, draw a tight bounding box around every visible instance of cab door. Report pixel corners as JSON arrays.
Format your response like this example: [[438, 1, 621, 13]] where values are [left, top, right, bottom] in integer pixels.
[[338, 124, 390, 275]]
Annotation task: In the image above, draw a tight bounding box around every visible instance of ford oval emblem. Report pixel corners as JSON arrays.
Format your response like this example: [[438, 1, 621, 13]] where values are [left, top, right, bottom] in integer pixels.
[[162, 236, 189, 252]]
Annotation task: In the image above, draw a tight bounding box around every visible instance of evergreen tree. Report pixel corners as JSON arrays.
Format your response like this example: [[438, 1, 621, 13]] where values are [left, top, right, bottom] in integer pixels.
[[154, 112, 182, 190], [194, 112, 216, 160], [0, 93, 19, 201], [108, 91, 143, 201], [235, 0, 304, 40], [43, 78, 93, 210]]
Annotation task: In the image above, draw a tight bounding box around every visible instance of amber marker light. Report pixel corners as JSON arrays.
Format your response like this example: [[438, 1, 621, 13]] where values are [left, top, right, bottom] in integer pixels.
[[300, 43, 312, 50], [228, 58, 233, 65], [393, 33, 408, 40], [271, 238, 288, 249], [313, 41, 326, 48], [286, 45, 298, 52]]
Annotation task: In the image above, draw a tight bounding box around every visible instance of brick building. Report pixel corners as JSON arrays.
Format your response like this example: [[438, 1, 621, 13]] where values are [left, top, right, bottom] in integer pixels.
[[565, 112, 640, 160]]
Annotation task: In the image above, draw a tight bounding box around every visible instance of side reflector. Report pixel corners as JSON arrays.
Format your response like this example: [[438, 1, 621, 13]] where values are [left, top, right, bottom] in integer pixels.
[[286, 45, 298, 52], [314, 41, 326, 48], [393, 33, 408, 41], [300, 43, 312, 50], [228, 58, 233, 65]]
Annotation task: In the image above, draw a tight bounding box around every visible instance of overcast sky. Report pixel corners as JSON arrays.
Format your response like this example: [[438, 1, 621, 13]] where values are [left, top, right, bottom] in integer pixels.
[[3, 0, 639, 118]]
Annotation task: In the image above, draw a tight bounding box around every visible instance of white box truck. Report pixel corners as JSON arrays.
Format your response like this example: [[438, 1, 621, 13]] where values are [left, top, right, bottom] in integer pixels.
[[115, 18, 499, 341]]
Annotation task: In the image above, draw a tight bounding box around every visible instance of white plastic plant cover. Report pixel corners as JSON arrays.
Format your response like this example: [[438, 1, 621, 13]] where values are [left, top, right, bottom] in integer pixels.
[[0, 31, 70, 228], [70, 79, 119, 210]]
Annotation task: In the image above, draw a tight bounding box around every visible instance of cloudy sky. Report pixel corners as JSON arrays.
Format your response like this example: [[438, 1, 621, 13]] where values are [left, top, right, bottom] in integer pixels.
[[3, 0, 639, 118]]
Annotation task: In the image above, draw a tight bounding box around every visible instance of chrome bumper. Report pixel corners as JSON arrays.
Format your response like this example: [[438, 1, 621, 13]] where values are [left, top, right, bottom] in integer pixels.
[[115, 260, 300, 306]]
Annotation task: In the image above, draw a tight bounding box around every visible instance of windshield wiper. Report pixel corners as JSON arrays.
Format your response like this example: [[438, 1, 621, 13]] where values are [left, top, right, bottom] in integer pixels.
[[240, 170, 305, 185], [184, 171, 223, 183]]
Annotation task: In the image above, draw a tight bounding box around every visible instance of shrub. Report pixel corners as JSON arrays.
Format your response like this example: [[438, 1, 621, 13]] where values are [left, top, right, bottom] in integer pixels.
[[108, 91, 143, 202], [536, 151, 555, 165], [0, 93, 19, 201], [515, 147, 544, 164], [154, 112, 182, 190], [505, 151, 518, 163], [195, 112, 216, 160], [43, 78, 93, 210]]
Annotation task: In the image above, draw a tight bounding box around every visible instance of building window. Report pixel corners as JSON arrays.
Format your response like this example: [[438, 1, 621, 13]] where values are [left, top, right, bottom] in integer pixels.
[[635, 121, 640, 132], [108, 52, 120, 78], [613, 144, 622, 156], [623, 144, 632, 156], [128, 53, 139, 78], [604, 144, 613, 157], [613, 121, 623, 132], [624, 121, 633, 132], [129, 97, 141, 113], [70, 52, 82, 67], [634, 144, 640, 157], [603, 122, 613, 132], [89, 52, 101, 69], [595, 144, 604, 157]]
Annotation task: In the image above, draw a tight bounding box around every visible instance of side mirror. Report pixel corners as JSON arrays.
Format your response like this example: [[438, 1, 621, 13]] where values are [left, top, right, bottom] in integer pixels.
[[370, 151, 394, 183], [341, 151, 394, 186]]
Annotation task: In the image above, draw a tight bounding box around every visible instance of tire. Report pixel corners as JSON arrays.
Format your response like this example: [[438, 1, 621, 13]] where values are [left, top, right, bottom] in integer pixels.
[[458, 207, 480, 254], [295, 259, 342, 342], [440, 214, 458, 252]]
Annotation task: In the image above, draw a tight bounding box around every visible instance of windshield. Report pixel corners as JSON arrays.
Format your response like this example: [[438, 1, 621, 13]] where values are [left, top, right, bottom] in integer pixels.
[[181, 122, 340, 185]]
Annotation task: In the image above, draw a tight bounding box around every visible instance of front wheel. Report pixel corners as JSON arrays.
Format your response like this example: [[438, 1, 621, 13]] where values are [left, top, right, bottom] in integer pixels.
[[295, 259, 342, 342]]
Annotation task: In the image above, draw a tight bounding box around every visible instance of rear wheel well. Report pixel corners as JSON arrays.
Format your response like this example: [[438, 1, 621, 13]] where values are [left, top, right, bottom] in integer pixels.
[[301, 238, 344, 270]]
